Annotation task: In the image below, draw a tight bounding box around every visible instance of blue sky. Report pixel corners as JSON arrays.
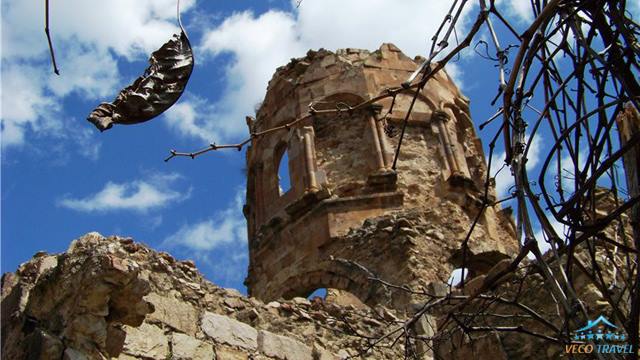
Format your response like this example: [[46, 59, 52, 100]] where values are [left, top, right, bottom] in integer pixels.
[[2, 0, 638, 293]]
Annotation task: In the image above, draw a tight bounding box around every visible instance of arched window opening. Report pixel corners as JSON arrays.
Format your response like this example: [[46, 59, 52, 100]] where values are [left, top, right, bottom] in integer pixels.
[[307, 288, 327, 301], [274, 143, 292, 196], [448, 267, 469, 287]]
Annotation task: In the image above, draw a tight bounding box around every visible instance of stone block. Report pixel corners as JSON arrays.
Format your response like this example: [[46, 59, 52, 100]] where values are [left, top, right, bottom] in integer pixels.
[[145, 292, 199, 335], [313, 343, 340, 360], [122, 322, 169, 359], [115, 354, 138, 360], [414, 314, 437, 358], [63, 348, 88, 360], [215, 346, 250, 360], [437, 332, 508, 360], [201, 312, 258, 351], [258, 330, 313, 360], [485, 258, 511, 282], [463, 274, 486, 295], [171, 333, 214, 360]]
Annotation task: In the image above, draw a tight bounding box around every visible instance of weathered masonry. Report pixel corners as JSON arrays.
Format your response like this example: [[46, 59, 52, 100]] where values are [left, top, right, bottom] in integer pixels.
[[243, 44, 518, 308]]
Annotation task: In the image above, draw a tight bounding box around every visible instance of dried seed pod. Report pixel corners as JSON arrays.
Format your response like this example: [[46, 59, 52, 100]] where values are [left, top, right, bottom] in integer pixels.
[[87, 31, 194, 131]]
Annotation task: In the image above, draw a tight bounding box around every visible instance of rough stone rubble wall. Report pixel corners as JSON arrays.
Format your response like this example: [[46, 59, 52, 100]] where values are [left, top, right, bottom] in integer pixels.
[[1, 233, 406, 359], [1, 212, 631, 360]]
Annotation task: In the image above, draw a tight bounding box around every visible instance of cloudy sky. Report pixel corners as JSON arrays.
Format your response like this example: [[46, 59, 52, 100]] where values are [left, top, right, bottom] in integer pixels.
[[2, 0, 637, 292]]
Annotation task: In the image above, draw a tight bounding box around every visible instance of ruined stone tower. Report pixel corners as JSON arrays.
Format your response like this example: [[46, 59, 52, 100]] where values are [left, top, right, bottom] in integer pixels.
[[244, 44, 518, 308]]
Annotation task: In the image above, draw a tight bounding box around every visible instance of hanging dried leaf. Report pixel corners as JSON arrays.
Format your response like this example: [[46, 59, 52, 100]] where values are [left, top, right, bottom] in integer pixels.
[[87, 31, 194, 131]]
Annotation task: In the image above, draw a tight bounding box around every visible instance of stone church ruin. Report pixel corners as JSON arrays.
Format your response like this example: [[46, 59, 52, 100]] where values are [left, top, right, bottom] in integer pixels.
[[243, 44, 517, 309]]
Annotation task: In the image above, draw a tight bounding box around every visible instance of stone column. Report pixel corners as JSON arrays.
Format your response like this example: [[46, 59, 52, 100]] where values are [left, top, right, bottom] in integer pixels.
[[376, 117, 393, 169], [300, 126, 320, 192], [432, 109, 461, 176], [368, 104, 392, 171], [369, 113, 387, 171]]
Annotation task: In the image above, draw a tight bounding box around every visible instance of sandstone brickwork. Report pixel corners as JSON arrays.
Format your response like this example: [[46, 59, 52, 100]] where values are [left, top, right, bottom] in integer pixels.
[[244, 44, 518, 307]]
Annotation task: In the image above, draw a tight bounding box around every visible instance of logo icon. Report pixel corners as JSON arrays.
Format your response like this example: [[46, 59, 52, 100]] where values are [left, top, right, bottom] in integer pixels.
[[566, 315, 633, 355], [573, 315, 626, 342]]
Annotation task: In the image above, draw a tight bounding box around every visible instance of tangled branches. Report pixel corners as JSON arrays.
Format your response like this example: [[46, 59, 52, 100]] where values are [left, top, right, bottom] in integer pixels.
[[334, 0, 639, 358]]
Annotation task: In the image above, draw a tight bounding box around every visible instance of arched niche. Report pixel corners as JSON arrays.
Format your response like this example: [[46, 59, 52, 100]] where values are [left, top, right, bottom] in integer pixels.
[[312, 93, 374, 197]]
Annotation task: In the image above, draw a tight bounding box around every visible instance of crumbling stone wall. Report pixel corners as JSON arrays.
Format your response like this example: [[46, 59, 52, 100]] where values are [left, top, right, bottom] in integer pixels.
[[3, 231, 625, 359], [2, 233, 408, 359], [244, 43, 518, 307]]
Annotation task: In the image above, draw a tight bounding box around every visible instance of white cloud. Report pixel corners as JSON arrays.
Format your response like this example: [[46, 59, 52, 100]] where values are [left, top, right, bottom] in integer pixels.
[[1, 63, 60, 147], [173, 10, 305, 142], [556, 148, 587, 177], [162, 189, 247, 251], [164, 94, 219, 142], [448, 267, 469, 287], [632, 2, 640, 20], [293, 0, 472, 57], [534, 215, 566, 255], [2, 0, 195, 62], [494, 0, 534, 22], [445, 63, 465, 90], [66, 126, 103, 162], [161, 188, 248, 288], [1, 62, 105, 159], [58, 173, 190, 212], [2, 1, 478, 149], [1, 0, 195, 150], [173, 2, 475, 143], [46, 46, 120, 99]]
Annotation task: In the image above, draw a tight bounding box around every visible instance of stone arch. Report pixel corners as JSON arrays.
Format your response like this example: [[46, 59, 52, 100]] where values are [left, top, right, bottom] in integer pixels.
[[382, 92, 437, 120], [417, 92, 437, 110], [278, 259, 400, 308]]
